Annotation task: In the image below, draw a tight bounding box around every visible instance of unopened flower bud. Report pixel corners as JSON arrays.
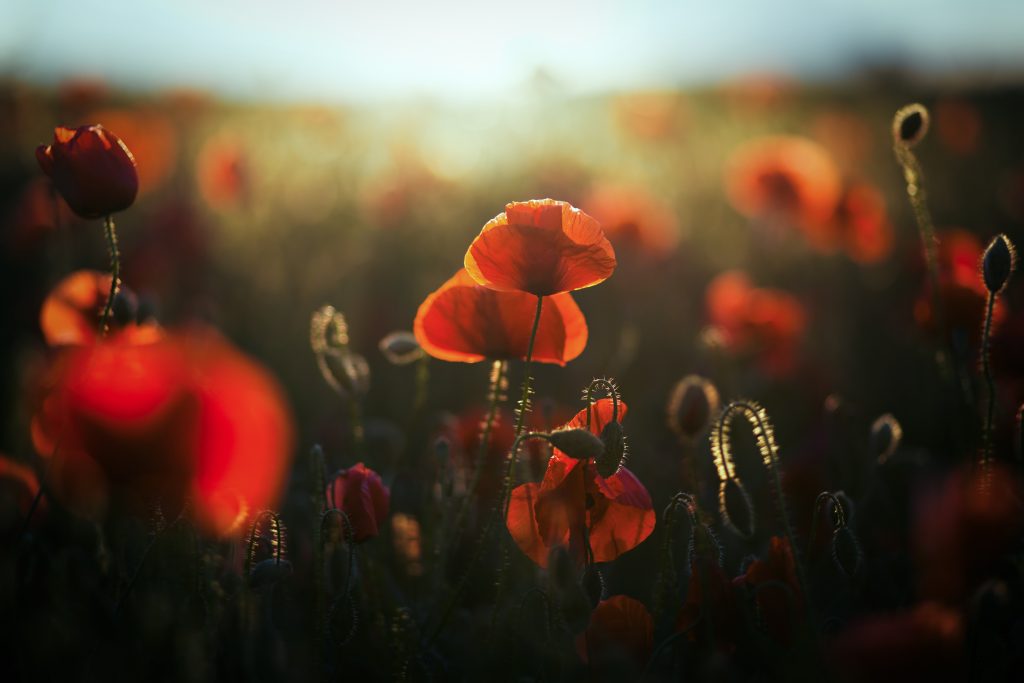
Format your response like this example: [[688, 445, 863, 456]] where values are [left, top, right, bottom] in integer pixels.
[[378, 330, 424, 365], [893, 103, 930, 147], [982, 234, 1015, 294], [719, 478, 755, 539], [666, 375, 720, 441], [547, 428, 605, 461], [595, 420, 625, 477]]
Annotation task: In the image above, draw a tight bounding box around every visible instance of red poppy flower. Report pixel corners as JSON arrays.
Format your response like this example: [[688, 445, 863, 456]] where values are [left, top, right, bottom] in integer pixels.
[[30, 329, 295, 534], [676, 557, 739, 648], [731, 536, 804, 644], [828, 602, 964, 682], [36, 125, 139, 219], [725, 135, 841, 231], [464, 199, 616, 296], [575, 595, 654, 669], [582, 183, 680, 255], [413, 269, 588, 365], [326, 462, 390, 543], [506, 399, 655, 567], [705, 271, 806, 376]]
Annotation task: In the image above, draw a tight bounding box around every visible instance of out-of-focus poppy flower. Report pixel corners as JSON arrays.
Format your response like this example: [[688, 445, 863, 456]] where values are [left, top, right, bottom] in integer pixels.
[[721, 73, 793, 112], [326, 462, 390, 543], [39, 270, 111, 346], [88, 108, 177, 196], [0, 455, 46, 532], [831, 182, 894, 264], [914, 229, 1003, 345], [725, 136, 841, 232], [506, 399, 655, 567], [56, 78, 109, 114], [676, 557, 739, 648], [414, 269, 588, 366], [31, 329, 294, 534], [464, 199, 616, 297], [935, 99, 981, 157], [378, 331, 424, 365], [611, 90, 686, 141], [811, 110, 874, 170], [575, 595, 654, 669], [196, 135, 248, 210], [732, 536, 804, 644], [705, 271, 806, 377], [391, 512, 423, 576], [914, 464, 1022, 603], [442, 405, 516, 501], [581, 184, 680, 255], [828, 602, 964, 683], [36, 125, 138, 219]]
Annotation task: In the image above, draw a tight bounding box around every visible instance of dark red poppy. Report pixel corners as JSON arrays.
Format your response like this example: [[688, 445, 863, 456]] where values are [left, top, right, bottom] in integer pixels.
[[575, 595, 654, 668], [828, 602, 964, 682], [676, 557, 739, 648], [464, 199, 616, 296], [196, 135, 248, 210], [36, 125, 138, 219], [506, 399, 655, 567], [725, 136, 841, 231], [414, 269, 588, 365], [582, 183, 680, 254], [706, 271, 806, 376], [731, 536, 804, 644], [326, 462, 390, 543], [88, 108, 177, 196]]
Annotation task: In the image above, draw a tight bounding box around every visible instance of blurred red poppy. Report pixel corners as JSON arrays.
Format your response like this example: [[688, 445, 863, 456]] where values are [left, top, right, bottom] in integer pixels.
[[828, 602, 964, 682], [732, 536, 804, 644], [725, 136, 841, 231], [36, 125, 138, 219], [575, 595, 654, 668], [30, 329, 295, 535], [705, 271, 806, 376], [39, 270, 112, 346], [831, 182, 894, 264], [196, 135, 248, 210], [464, 199, 616, 296], [506, 399, 655, 567], [413, 269, 588, 365], [326, 462, 390, 543], [582, 183, 680, 255]]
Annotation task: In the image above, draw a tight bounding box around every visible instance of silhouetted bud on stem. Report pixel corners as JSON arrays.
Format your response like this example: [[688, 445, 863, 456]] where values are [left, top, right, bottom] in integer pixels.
[[547, 428, 605, 461], [596, 420, 625, 477], [982, 234, 1015, 295], [831, 526, 863, 578], [893, 103, 930, 147], [666, 375, 720, 441]]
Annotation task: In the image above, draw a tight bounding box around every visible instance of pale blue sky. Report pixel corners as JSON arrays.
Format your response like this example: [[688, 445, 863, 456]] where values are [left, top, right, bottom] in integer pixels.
[[2, 0, 1023, 101]]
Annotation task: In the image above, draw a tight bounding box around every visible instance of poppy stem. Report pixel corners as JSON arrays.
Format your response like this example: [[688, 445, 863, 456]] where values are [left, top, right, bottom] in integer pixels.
[[99, 215, 121, 337], [512, 296, 544, 437], [980, 291, 997, 473]]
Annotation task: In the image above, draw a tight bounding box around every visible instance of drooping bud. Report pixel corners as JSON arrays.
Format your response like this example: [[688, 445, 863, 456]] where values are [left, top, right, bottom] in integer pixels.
[[892, 103, 930, 147], [719, 478, 755, 539], [582, 564, 605, 608], [547, 428, 605, 461], [982, 234, 1015, 295], [378, 330, 424, 365], [870, 413, 902, 464], [666, 375, 720, 441], [596, 420, 626, 477], [831, 526, 863, 578]]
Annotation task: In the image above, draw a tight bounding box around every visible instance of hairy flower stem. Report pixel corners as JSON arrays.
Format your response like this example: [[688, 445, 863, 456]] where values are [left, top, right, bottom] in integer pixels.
[[584, 378, 620, 429], [99, 215, 121, 336], [512, 296, 544, 437], [980, 292, 997, 472]]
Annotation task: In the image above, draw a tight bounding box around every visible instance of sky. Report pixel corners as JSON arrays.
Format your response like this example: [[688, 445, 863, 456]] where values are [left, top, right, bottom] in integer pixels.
[[2, 0, 1024, 102]]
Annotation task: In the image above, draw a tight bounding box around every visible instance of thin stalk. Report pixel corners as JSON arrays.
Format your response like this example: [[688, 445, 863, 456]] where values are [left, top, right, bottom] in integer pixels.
[[99, 215, 121, 336], [980, 292, 997, 471], [512, 295, 544, 437]]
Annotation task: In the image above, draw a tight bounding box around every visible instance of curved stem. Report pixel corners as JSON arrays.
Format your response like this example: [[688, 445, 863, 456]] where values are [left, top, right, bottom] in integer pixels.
[[806, 491, 845, 558], [584, 378, 620, 430], [99, 215, 121, 336]]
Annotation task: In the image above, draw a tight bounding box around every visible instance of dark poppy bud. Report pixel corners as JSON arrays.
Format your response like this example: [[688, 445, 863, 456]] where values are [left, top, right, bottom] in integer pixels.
[[831, 526, 863, 578], [582, 565, 605, 608], [870, 413, 902, 464], [596, 420, 625, 477], [892, 103, 930, 148], [666, 375, 720, 440], [378, 330, 424, 366], [547, 428, 605, 461], [982, 234, 1015, 294], [110, 289, 137, 328], [36, 125, 138, 219], [719, 478, 755, 539], [248, 558, 293, 589]]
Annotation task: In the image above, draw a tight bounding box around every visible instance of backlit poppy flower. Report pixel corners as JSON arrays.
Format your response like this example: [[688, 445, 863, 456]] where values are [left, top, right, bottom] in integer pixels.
[[414, 269, 588, 365], [575, 595, 654, 669], [705, 271, 806, 376], [732, 536, 804, 644], [828, 602, 964, 682], [36, 125, 138, 219], [464, 199, 616, 297], [725, 136, 841, 232], [30, 329, 295, 535], [581, 183, 680, 255], [506, 399, 656, 567], [326, 462, 390, 543]]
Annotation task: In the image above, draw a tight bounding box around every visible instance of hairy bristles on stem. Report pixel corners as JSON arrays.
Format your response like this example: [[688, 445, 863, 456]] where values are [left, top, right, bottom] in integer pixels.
[[652, 492, 723, 621], [582, 377, 622, 429], [244, 510, 287, 577], [99, 215, 121, 336]]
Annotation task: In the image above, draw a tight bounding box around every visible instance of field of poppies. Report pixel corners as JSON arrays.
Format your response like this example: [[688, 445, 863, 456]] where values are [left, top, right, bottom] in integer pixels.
[[1, 76, 1024, 681]]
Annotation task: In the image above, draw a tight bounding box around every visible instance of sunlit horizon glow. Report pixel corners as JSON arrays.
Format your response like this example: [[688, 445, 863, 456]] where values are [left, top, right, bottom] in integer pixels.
[[2, 0, 1023, 102]]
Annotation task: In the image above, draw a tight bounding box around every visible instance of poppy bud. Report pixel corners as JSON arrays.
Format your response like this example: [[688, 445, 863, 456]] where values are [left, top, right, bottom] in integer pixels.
[[547, 428, 605, 461], [719, 478, 755, 539], [36, 125, 138, 219], [596, 420, 625, 477], [870, 413, 902, 464], [378, 330, 424, 366], [831, 526, 863, 578], [982, 234, 1015, 294], [666, 375, 720, 440], [326, 463, 390, 543], [892, 103, 930, 148]]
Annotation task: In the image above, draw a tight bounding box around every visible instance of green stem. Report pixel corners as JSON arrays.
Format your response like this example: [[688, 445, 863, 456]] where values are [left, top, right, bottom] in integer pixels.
[[980, 292, 997, 471], [512, 296, 544, 437], [100, 215, 120, 336]]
